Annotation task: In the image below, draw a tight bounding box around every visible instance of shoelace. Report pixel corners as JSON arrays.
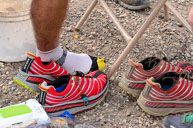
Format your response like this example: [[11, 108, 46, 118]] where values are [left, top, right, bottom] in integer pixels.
[[145, 49, 168, 69], [72, 73, 89, 106], [182, 113, 193, 124], [146, 58, 158, 69], [144, 57, 166, 69], [146, 55, 192, 81]]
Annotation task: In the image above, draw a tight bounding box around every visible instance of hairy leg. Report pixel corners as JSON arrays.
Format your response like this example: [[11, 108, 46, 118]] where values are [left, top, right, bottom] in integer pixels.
[[31, 0, 69, 51], [30, 0, 105, 74], [188, 6, 193, 30]]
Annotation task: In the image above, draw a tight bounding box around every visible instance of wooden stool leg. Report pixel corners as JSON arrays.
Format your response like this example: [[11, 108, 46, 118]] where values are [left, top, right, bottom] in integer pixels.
[[108, 0, 167, 78], [165, 1, 193, 35], [164, 5, 169, 21], [98, 0, 131, 41], [75, 0, 98, 31]]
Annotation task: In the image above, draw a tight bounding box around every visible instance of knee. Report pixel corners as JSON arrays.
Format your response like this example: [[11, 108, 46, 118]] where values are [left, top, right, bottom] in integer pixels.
[[188, 6, 193, 30]]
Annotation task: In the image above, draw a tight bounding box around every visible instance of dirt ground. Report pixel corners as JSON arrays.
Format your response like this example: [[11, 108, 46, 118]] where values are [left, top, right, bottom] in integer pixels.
[[0, 0, 193, 127]]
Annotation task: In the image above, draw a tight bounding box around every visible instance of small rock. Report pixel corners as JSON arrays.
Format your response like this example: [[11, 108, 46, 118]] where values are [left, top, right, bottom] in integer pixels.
[[5, 71, 9, 75], [11, 87, 16, 91], [8, 81, 13, 85], [176, 22, 183, 27]]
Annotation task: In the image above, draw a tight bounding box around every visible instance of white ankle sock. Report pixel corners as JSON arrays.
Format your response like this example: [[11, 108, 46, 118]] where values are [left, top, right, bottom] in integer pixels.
[[36, 46, 92, 74], [36, 46, 63, 62], [62, 52, 92, 74]]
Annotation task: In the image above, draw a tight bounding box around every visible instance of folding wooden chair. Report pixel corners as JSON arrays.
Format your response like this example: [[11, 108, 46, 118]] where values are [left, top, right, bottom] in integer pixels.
[[74, 0, 193, 78]]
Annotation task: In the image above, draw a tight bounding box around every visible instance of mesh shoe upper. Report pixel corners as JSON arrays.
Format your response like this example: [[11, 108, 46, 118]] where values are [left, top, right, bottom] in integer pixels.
[[38, 71, 108, 114], [137, 72, 193, 116], [120, 57, 193, 98], [146, 72, 193, 101], [13, 53, 69, 92], [127, 57, 183, 89], [23, 53, 69, 77]]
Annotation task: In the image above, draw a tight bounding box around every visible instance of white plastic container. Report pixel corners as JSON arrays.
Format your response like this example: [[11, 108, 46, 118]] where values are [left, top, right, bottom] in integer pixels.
[[0, 99, 51, 128], [0, 0, 36, 62]]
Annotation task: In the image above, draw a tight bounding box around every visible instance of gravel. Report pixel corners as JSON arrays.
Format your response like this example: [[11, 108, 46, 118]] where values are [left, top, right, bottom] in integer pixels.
[[0, 0, 193, 127]]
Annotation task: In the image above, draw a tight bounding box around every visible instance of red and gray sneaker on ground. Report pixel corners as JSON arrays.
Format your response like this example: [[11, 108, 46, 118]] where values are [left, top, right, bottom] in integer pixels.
[[13, 53, 69, 93], [38, 71, 109, 116], [119, 57, 193, 98], [163, 113, 193, 128], [117, 0, 150, 10], [137, 72, 193, 116]]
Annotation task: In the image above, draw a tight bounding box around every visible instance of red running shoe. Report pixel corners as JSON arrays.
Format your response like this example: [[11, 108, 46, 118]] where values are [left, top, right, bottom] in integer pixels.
[[13, 53, 69, 93], [137, 72, 193, 116], [118, 57, 191, 97], [38, 71, 109, 116]]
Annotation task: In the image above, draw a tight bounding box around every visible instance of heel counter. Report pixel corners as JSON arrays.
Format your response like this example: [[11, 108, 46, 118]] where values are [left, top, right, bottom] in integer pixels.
[[142, 83, 151, 97], [38, 90, 47, 105], [21, 56, 34, 73], [126, 64, 136, 79], [38, 82, 49, 105]]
